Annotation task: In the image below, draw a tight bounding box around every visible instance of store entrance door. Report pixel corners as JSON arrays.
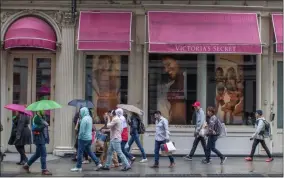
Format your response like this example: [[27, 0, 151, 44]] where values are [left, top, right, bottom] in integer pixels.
[[7, 53, 55, 153]]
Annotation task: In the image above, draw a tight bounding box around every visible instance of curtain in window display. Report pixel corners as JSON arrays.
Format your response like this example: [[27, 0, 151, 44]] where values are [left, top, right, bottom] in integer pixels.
[[215, 55, 244, 125], [85, 55, 125, 124]]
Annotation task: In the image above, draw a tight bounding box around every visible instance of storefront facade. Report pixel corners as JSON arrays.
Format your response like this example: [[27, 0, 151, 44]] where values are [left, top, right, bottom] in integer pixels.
[[0, 0, 283, 156]]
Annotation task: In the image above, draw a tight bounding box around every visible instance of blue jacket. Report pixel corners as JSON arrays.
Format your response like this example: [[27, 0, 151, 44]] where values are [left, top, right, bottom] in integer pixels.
[[129, 115, 139, 135], [78, 107, 93, 141], [32, 114, 49, 145]]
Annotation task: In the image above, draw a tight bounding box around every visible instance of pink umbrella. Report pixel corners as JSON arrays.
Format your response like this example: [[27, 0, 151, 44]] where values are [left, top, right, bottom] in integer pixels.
[[4, 104, 33, 116]]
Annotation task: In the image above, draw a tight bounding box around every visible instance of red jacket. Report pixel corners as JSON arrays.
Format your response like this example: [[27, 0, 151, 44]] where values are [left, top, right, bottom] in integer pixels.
[[121, 127, 128, 141]]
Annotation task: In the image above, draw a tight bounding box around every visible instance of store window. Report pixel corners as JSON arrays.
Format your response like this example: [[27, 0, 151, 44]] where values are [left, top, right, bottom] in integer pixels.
[[207, 55, 256, 126], [148, 54, 197, 125], [277, 61, 283, 129], [85, 55, 128, 124]]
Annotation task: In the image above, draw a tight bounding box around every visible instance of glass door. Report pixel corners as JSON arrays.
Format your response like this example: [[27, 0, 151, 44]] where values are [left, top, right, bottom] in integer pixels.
[[31, 54, 55, 153], [8, 53, 55, 153]]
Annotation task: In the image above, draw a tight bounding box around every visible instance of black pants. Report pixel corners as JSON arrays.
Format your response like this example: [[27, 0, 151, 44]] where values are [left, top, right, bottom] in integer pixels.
[[205, 135, 224, 161], [249, 139, 272, 158], [189, 136, 206, 157], [15, 145, 27, 162]]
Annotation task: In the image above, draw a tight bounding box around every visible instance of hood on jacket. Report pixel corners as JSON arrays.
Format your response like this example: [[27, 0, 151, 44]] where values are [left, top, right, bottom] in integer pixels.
[[115, 108, 123, 117], [80, 107, 90, 118]]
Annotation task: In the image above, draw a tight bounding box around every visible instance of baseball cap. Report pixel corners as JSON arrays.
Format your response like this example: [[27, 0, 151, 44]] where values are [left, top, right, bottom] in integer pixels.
[[255, 110, 263, 116], [192, 101, 201, 107]]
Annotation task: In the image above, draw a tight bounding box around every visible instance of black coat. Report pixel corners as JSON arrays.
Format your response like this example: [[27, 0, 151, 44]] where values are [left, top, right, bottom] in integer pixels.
[[9, 114, 32, 146]]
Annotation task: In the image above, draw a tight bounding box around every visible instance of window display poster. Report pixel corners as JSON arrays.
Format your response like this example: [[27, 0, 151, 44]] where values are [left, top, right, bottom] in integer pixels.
[[85, 55, 126, 124], [148, 54, 197, 125], [215, 54, 244, 125]]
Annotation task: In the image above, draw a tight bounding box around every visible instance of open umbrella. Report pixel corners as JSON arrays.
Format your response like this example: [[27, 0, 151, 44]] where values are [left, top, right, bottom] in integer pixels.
[[26, 100, 62, 111], [117, 104, 144, 116], [68, 99, 94, 108], [4, 104, 33, 116]]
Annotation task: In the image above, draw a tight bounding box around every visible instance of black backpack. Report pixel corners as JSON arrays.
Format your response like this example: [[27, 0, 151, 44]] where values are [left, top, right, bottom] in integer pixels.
[[137, 119, 145, 134]]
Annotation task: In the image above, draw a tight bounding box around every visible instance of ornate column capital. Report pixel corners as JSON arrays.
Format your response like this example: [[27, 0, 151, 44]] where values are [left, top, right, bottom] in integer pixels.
[[0, 41, 4, 49], [61, 11, 77, 28]]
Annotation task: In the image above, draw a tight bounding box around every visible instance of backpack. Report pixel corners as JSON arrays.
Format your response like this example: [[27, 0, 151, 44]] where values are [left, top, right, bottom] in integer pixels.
[[137, 119, 145, 134], [215, 117, 227, 138], [257, 119, 271, 138]]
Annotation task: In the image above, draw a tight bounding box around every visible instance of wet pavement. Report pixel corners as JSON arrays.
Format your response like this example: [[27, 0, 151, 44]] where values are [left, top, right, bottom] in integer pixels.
[[0, 154, 283, 177]]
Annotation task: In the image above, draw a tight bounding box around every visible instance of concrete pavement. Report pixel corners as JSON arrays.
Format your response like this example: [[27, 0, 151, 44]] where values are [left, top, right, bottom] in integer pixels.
[[0, 153, 283, 177]]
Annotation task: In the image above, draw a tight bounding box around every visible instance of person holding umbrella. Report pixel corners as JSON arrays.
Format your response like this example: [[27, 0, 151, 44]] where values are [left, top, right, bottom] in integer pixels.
[[8, 111, 32, 165], [5, 104, 32, 165], [23, 100, 61, 175]]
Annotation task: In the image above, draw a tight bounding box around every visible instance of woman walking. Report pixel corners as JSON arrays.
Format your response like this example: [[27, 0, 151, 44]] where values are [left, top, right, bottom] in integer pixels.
[[127, 112, 147, 163], [23, 110, 52, 175], [8, 111, 31, 165]]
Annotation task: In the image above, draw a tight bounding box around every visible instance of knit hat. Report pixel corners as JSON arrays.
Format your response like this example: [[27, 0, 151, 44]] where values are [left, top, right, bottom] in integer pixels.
[[255, 110, 263, 116]]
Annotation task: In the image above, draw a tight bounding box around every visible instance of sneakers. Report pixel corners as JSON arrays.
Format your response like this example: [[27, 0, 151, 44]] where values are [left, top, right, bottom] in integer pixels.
[[139, 158, 148, 163], [130, 157, 136, 164], [100, 167, 110, 171], [169, 162, 175, 168], [82, 160, 90, 164], [245, 157, 253, 161], [42, 170, 52, 175], [220, 157, 227, 165], [22, 164, 30, 173], [202, 159, 211, 164], [121, 166, 131, 171], [265, 158, 274, 162], [150, 164, 159, 168], [183, 155, 192, 161], [70, 167, 82, 172]]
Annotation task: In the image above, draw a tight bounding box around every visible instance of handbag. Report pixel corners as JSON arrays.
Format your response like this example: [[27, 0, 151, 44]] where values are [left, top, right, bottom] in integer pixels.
[[166, 141, 176, 152], [199, 121, 208, 137]]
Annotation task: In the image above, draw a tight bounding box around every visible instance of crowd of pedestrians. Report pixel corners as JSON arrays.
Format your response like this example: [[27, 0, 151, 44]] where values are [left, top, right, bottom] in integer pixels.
[[3, 100, 273, 175]]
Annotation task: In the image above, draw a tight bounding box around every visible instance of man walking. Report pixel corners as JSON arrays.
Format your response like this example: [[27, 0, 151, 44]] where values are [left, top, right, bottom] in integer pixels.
[[245, 110, 273, 162], [184, 101, 206, 161], [150, 111, 175, 168], [71, 107, 102, 172], [99, 110, 131, 171]]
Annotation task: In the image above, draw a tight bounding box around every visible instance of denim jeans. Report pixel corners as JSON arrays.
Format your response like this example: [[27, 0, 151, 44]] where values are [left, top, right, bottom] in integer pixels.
[[205, 135, 224, 161], [76, 139, 100, 168], [27, 144, 47, 170], [121, 141, 133, 160], [105, 139, 130, 168], [154, 140, 174, 165], [127, 133, 146, 159]]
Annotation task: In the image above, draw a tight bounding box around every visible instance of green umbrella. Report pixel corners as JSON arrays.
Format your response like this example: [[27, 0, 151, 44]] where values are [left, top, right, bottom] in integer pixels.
[[26, 100, 62, 111]]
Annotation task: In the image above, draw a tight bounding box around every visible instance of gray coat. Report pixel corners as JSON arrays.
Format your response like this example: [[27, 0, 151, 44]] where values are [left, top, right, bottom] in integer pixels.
[[252, 117, 266, 140]]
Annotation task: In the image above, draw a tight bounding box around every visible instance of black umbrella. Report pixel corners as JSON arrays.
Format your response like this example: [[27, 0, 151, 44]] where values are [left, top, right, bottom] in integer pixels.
[[68, 99, 94, 108]]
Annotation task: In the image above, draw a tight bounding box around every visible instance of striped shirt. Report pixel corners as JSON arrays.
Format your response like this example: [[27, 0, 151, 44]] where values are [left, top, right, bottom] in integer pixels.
[[155, 116, 169, 141]]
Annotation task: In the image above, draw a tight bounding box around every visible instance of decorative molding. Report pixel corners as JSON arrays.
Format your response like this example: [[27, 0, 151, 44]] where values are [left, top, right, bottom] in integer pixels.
[[1, 10, 17, 26], [56, 42, 62, 51], [62, 11, 76, 28], [0, 41, 4, 49]]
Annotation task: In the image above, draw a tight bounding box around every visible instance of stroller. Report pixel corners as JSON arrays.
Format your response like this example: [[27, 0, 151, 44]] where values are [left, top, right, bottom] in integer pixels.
[[0, 123, 6, 162]]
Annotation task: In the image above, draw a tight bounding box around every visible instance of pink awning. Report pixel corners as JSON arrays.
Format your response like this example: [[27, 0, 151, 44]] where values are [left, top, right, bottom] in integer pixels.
[[272, 14, 283, 53], [4, 17, 56, 51], [148, 12, 262, 54], [77, 11, 132, 51]]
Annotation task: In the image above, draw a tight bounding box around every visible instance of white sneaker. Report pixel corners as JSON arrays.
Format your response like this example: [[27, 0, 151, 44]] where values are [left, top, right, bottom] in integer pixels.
[[82, 160, 90, 164], [70, 167, 82, 172], [140, 158, 148, 163]]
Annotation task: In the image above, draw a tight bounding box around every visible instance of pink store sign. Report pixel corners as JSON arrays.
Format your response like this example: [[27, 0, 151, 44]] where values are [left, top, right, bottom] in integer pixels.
[[272, 14, 283, 53], [148, 11, 262, 54], [78, 11, 132, 51]]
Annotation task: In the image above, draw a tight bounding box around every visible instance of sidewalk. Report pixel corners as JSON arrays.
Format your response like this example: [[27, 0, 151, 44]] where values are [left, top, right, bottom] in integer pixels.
[[0, 154, 283, 177]]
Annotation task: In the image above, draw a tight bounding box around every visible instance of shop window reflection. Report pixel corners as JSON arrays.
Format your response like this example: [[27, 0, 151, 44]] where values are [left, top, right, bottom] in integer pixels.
[[13, 58, 28, 104], [85, 55, 128, 124], [148, 54, 197, 125], [207, 55, 256, 126], [36, 58, 51, 125]]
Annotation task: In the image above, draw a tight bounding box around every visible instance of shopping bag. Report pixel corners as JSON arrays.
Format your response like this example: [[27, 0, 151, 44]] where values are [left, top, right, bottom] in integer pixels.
[[166, 141, 176, 152], [96, 131, 107, 142], [199, 128, 207, 137]]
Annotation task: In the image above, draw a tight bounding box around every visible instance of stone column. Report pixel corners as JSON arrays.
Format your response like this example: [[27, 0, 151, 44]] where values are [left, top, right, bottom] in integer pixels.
[[197, 54, 207, 109], [0, 49, 8, 151], [53, 12, 75, 156]]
